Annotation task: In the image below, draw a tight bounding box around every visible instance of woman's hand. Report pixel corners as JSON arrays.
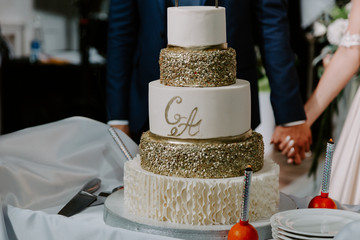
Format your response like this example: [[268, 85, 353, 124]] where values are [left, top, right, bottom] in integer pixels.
[[271, 123, 312, 164]]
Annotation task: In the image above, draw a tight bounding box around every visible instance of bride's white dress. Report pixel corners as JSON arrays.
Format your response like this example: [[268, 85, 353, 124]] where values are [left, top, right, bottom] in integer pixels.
[[329, 85, 360, 205]]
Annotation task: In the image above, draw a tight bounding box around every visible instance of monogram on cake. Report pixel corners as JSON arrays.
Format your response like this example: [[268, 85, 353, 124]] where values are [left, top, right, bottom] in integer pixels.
[[124, 5, 279, 226]]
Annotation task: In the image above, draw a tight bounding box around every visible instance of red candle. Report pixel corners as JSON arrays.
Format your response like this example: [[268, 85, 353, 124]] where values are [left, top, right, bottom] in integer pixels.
[[308, 139, 336, 209]]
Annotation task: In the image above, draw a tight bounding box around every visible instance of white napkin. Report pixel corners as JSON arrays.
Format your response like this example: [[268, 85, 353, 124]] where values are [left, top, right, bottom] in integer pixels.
[[2, 204, 178, 240], [0, 116, 137, 210], [0, 117, 179, 239]]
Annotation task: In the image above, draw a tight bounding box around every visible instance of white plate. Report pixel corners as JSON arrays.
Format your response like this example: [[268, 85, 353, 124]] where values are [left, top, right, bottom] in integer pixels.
[[278, 235, 295, 240], [278, 230, 333, 240], [271, 229, 280, 240], [270, 209, 360, 237]]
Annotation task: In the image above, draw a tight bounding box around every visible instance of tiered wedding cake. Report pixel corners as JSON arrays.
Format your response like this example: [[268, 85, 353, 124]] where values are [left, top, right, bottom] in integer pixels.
[[124, 6, 279, 226]]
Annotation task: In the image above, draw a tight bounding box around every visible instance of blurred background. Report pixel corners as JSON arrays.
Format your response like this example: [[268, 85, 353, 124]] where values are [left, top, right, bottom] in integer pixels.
[[0, 0, 109, 59], [0, 0, 109, 134], [1, 0, 358, 192], [0, 0, 353, 148]]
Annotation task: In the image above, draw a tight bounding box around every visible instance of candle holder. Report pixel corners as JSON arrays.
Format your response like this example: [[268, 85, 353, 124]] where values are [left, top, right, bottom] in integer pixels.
[[228, 166, 259, 240], [308, 139, 337, 209]]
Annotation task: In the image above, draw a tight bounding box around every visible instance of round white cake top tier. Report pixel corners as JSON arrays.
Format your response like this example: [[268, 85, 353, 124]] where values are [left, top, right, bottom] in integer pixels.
[[167, 6, 226, 48], [149, 79, 251, 139]]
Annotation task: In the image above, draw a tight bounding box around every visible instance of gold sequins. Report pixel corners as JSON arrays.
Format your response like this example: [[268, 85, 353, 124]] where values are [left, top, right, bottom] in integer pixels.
[[159, 47, 236, 87], [139, 131, 264, 179]]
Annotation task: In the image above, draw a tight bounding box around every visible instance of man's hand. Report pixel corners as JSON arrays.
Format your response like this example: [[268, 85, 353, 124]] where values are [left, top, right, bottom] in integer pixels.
[[111, 124, 131, 138], [271, 123, 312, 164]]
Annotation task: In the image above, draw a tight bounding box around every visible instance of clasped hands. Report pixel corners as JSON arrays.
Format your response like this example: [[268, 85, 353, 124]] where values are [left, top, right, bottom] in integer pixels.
[[271, 123, 312, 164]]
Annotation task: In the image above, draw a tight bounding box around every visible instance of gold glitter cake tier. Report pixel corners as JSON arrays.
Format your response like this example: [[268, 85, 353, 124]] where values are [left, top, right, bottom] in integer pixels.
[[159, 47, 236, 87], [139, 130, 264, 178]]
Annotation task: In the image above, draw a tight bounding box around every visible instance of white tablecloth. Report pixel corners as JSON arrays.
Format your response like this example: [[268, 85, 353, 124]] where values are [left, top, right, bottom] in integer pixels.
[[0, 117, 178, 240], [0, 117, 359, 240]]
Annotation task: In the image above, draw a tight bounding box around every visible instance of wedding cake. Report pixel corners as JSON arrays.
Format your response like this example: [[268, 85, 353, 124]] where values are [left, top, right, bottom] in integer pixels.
[[124, 6, 279, 226]]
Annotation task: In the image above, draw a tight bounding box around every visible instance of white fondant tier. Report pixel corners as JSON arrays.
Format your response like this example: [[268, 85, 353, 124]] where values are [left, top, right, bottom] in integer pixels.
[[124, 157, 280, 225], [167, 6, 226, 48], [149, 79, 251, 139]]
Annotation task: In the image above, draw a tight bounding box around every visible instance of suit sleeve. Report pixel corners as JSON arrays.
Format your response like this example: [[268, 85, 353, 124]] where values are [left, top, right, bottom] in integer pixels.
[[254, 0, 306, 125], [106, 0, 138, 121]]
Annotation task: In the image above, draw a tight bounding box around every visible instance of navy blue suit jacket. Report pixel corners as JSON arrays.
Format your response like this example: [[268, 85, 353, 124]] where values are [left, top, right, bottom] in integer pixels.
[[106, 0, 306, 136]]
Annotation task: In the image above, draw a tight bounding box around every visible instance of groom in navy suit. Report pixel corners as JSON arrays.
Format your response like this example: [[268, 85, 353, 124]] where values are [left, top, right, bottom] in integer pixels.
[[106, 0, 312, 163]]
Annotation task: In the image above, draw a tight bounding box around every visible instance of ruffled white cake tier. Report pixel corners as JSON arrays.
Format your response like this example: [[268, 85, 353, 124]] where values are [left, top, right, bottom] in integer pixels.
[[124, 157, 279, 225]]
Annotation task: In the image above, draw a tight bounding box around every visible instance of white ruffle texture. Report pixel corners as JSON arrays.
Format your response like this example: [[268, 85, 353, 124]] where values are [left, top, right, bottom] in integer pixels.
[[124, 157, 279, 225]]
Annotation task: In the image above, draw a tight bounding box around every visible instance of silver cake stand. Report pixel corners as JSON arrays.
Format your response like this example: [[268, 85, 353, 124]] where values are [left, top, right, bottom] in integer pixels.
[[103, 189, 296, 240]]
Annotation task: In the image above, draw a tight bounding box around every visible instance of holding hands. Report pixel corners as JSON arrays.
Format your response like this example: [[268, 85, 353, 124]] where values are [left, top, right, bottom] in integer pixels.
[[271, 123, 312, 165]]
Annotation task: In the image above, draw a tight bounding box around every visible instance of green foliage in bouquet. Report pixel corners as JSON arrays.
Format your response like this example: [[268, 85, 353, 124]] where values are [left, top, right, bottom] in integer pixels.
[[308, 94, 340, 177], [330, 4, 349, 20], [308, 0, 357, 176]]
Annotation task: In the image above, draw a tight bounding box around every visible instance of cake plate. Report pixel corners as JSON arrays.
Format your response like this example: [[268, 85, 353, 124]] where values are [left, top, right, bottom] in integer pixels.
[[103, 189, 296, 240]]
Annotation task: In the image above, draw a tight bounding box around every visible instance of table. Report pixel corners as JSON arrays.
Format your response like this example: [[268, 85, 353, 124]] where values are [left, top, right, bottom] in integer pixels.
[[0, 117, 359, 240]]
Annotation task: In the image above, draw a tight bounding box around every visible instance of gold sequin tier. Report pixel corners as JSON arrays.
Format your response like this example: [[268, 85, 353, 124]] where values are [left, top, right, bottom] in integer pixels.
[[159, 47, 236, 87], [139, 130, 264, 178]]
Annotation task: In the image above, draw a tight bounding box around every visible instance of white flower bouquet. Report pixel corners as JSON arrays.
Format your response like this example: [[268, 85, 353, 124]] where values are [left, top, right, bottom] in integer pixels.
[[312, 2, 351, 67]]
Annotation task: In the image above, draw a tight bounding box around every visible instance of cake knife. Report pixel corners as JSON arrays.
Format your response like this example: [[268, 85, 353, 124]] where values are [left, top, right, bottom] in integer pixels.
[[58, 178, 101, 217]]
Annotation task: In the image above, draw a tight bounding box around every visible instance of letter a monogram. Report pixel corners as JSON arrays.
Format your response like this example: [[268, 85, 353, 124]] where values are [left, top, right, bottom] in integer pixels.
[[165, 96, 202, 137]]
